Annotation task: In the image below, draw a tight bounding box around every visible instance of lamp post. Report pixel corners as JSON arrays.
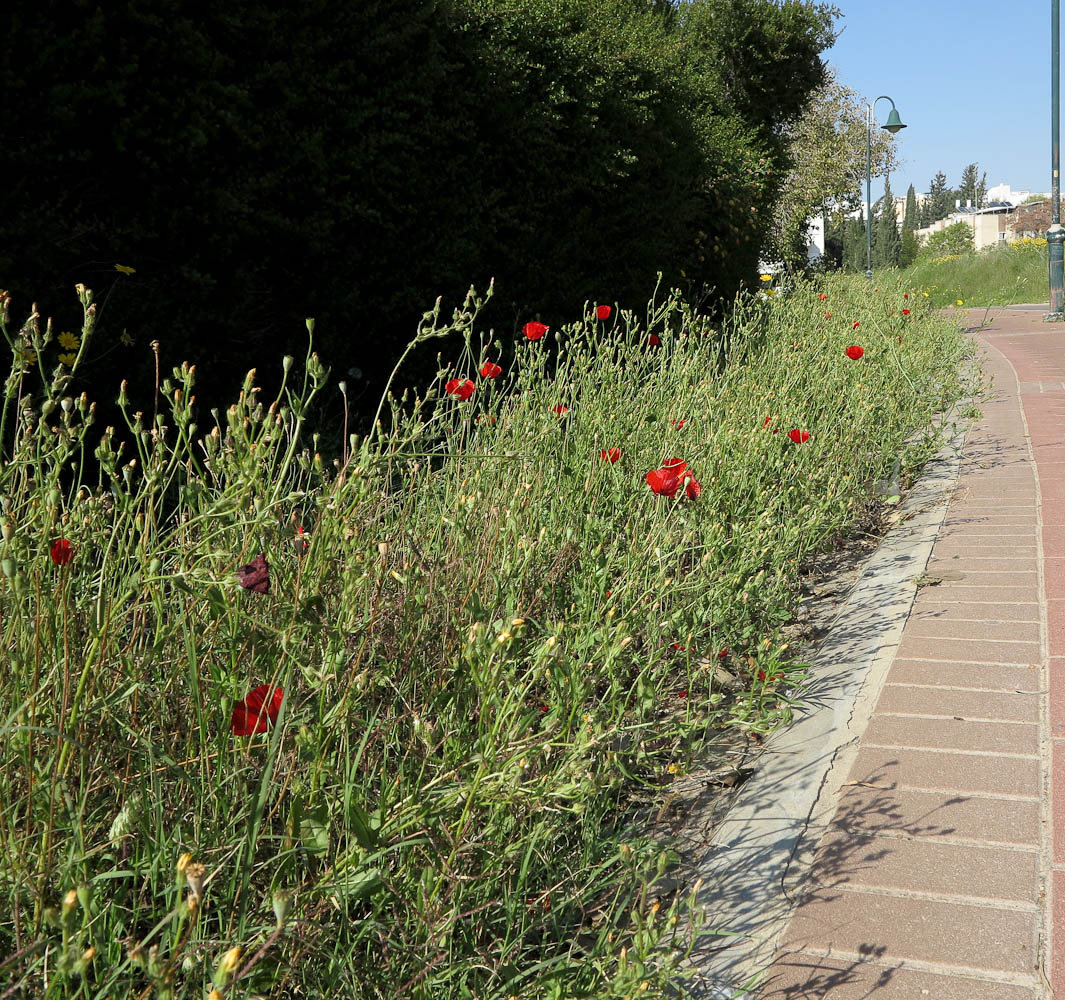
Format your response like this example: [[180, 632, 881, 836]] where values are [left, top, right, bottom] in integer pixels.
[[865, 96, 906, 281], [1047, 0, 1065, 321]]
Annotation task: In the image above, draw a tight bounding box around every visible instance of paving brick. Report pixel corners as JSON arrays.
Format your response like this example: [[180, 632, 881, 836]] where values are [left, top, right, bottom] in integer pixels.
[[862, 715, 1039, 755], [941, 515, 1038, 528], [780, 888, 1038, 974], [875, 685, 1039, 723], [931, 544, 1038, 559], [1054, 741, 1065, 864], [894, 635, 1040, 664], [828, 783, 1040, 846], [810, 830, 1038, 902], [1043, 526, 1065, 558], [1050, 658, 1065, 738], [927, 557, 1038, 574], [1048, 602, 1065, 657], [1043, 558, 1065, 600], [910, 601, 1040, 622], [761, 955, 1038, 999], [937, 524, 1036, 537], [900, 617, 1041, 642], [913, 584, 1040, 603], [1054, 869, 1065, 996], [888, 659, 1040, 692]]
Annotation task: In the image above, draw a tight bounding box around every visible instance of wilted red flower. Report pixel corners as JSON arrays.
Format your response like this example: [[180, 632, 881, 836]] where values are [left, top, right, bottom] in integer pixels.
[[231, 684, 283, 736], [757, 670, 767, 682], [818, 293, 828, 301], [539, 704, 549, 713], [825, 312, 831, 318], [294, 525, 309, 556], [50, 538, 73, 566], [903, 293, 909, 299], [552, 404, 569, 415], [646, 334, 660, 347], [788, 429, 811, 444], [717, 648, 729, 659], [236, 554, 271, 594], [852, 321, 860, 329], [600, 447, 621, 463], [676, 689, 689, 699], [902, 308, 910, 316], [898, 336, 902, 344], [685, 476, 702, 499], [523, 321, 549, 341], [844, 345, 864, 360], [596, 305, 612, 320], [445, 378, 475, 400], [671, 418, 687, 429], [480, 361, 502, 379], [671, 642, 693, 652]]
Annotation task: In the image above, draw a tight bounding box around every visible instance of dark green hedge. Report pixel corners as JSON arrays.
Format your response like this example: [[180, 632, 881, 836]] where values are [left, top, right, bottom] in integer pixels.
[[1, 0, 835, 434]]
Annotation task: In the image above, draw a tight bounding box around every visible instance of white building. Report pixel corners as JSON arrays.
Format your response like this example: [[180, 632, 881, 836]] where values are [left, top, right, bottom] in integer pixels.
[[986, 182, 1050, 206]]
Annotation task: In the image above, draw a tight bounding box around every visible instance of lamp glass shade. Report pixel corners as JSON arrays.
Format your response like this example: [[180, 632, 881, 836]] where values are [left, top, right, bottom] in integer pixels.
[[881, 108, 906, 133]]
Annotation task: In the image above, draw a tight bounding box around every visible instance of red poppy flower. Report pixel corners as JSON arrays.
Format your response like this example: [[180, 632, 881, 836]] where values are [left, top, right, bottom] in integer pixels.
[[685, 476, 702, 499], [600, 447, 621, 463], [540, 704, 549, 713], [480, 361, 502, 379], [676, 689, 689, 699], [902, 308, 910, 316], [788, 429, 811, 444], [671, 419, 687, 429], [898, 336, 902, 344], [844, 345, 864, 360], [818, 293, 828, 301], [763, 416, 772, 428], [717, 648, 729, 659], [445, 378, 475, 400], [523, 321, 549, 341], [294, 525, 309, 556], [231, 685, 283, 736], [236, 554, 271, 593], [671, 642, 693, 652], [824, 312, 831, 318], [596, 305, 612, 320], [904, 293, 909, 299], [646, 334, 660, 347], [757, 670, 766, 682], [852, 321, 860, 329], [50, 538, 73, 566], [646, 468, 680, 497], [552, 404, 569, 415]]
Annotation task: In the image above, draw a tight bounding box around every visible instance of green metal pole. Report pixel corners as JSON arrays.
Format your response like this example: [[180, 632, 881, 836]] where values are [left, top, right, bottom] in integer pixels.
[[1048, 0, 1065, 320], [865, 104, 873, 281]]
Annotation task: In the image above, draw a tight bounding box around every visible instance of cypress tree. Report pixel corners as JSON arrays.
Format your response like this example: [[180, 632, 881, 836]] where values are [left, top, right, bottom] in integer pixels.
[[874, 177, 901, 268], [900, 184, 919, 267]]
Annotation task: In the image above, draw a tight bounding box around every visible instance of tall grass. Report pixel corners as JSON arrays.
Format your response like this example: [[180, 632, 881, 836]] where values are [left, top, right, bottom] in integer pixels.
[[0, 272, 979, 999], [903, 238, 1049, 307]]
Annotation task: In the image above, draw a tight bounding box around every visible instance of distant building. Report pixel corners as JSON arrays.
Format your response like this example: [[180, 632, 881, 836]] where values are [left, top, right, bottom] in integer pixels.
[[986, 182, 1050, 206]]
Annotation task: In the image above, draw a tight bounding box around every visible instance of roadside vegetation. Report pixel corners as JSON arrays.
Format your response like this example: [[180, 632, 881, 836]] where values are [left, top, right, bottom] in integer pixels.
[[904, 237, 1049, 308], [0, 270, 979, 999]]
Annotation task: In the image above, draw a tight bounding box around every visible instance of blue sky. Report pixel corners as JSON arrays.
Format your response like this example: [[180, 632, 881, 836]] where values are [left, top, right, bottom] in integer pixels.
[[826, 0, 1051, 199]]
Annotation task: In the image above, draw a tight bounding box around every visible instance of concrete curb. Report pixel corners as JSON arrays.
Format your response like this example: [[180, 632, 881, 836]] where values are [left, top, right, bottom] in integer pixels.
[[684, 389, 976, 997]]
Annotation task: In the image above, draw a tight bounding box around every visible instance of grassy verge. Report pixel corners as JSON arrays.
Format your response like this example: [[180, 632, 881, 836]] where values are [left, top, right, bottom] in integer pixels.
[[903, 237, 1049, 308], [0, 272, 979, 999]]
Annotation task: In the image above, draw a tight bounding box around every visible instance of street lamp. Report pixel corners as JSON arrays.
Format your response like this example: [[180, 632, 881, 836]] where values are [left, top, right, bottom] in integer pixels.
[[1047, 0, 1064, 321], [865, 96, 906, 281]]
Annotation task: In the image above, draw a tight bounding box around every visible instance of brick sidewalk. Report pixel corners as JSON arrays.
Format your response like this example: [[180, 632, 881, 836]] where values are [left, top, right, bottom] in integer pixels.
[[760, 309, 1064, 999]]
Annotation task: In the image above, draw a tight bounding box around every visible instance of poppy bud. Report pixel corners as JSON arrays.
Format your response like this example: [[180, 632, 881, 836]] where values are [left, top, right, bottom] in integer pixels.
[[213, 946, 243, 988]]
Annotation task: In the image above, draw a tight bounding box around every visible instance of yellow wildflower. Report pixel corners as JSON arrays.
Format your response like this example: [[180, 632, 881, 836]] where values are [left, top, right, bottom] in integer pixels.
[[759, 273, 772, 282], [58, 352, 77, 366], [58, 331, 80, 350], [956, 299, 964, 306], [18, 348, 37, 364], [114, 263, 136, 275]]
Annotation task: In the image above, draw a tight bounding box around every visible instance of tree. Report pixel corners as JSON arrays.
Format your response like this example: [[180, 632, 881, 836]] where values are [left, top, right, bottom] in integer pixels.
[[766, 71, 899, 270], [925, 171, 952, 223], [899, 183, 919, 267], [903, 184, 918, 231], [874, 177, 900, 268], [922, 221, 975, 257], [958, 163, 989, 209]]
